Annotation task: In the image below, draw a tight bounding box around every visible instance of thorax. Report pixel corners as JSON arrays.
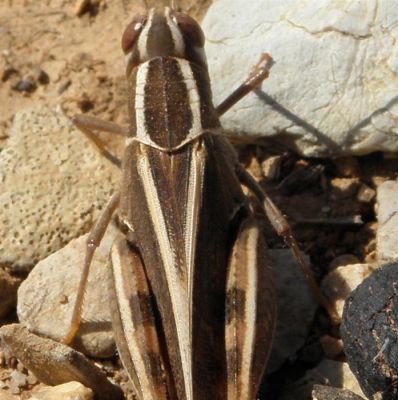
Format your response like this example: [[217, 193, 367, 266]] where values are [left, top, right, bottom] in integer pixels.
[[127, 57, 220, 152]]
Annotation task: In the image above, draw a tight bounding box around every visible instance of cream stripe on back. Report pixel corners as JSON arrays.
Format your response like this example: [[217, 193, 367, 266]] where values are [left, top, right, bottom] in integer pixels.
[[133, 58, 205, 151], [184, 142, 205, 341], [241, 226, 259, 398], [137, 8, 155, 60], [165, 7, 186, 57], [111, 245, 155, 400], [177, 59, 203, 142], [135, 62, 150, 145], [137, 148, 193, 400]]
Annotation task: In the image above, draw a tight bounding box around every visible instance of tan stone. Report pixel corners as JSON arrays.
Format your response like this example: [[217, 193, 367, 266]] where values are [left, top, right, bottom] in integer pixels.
[[0, 324, 123, 400], [0, 106, 119, 272], [17, 225, 118, 358], [322, 263, 376, 320]]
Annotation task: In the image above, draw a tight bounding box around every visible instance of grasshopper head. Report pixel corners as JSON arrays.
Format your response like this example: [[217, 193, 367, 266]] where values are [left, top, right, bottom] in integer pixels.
[[122, 7, 206, 73]]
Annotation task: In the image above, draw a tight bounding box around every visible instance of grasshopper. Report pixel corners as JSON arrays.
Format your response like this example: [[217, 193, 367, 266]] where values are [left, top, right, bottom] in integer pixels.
[[61, 3, 334, 399]]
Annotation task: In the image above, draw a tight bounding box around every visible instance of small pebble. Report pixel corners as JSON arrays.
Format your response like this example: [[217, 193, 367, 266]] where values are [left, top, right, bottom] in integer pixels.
[[12, 78, 36, 93], [356, 184, 375, 203], [328, 254, 360, 272], [16, 360, 26, 372], [57, 79, 71, 94], [322, 263, 376, 320], [27, 370, 39, 385], [330, 178, 360, 200], [30, 381, 93, 400], [10, 370, 28, 394], [320, 335, 344, 360], [74, 0, 91, 16], [261, 155, 282, 180], [1, 65, 17, 82], [333, 157, 360, 177], [31, 67, 50, 85], [376, 180, 398, 263], [247, 156, 262, 179]]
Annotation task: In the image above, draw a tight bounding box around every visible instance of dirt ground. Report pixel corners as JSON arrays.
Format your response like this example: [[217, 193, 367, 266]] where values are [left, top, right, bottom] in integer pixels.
[[0, 0, 211, 148], [0, 0, 397, 399]]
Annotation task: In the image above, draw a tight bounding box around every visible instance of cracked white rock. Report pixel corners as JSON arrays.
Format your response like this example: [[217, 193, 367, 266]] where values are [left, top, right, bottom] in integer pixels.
[[376, 180, 398, 264], [0, 106, 119, 272], [203, 0, 398, 157]]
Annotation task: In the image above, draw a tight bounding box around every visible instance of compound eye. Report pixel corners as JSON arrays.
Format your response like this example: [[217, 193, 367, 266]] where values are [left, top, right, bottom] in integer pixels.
[[121, 15, 147, 53], [173, 12, 205, 47]]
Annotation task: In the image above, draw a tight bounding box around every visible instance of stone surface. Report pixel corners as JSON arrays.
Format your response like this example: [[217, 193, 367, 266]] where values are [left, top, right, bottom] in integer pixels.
[[266, 249, 317, 373], [341, 263, 398, 399], [328, 255, 360, 272], [203, 0, 398, 157], [0, 268, 20, 318], [10, 371, 28, 394], [0, 392, 14, 400], [0, 106, 119, 272], [322, 263, 376, 320], [0, 324, 123, 400], [377, 180, 398, 264], [307, 360, 365, 398], [312, 384, 365, 400], [30, 381, 93, 400], [17, 224, 118, 358]]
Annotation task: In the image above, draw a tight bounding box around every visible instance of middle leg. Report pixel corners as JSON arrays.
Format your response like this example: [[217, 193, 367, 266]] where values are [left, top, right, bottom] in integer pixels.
[[72, 114, 128, 168], [236, 166, 340, 325]]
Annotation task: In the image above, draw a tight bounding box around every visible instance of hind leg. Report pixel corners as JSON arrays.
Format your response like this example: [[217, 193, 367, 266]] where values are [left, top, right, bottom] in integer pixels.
[[225, 217, 276, 400], [109, 236, 172, 400]]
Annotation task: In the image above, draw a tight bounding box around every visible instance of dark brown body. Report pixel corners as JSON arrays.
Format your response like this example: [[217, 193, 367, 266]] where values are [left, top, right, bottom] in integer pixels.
[[63, 6, 322, 399], [107, 7, 275, 400]]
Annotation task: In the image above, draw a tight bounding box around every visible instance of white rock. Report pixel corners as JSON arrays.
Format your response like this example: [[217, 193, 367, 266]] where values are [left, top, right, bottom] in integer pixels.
[[322, 263, 376, 320], [203, 0, 398, 157], [17, 225, 118, 358], [377, 180, 398, 263], [0, 106, 119, 272]]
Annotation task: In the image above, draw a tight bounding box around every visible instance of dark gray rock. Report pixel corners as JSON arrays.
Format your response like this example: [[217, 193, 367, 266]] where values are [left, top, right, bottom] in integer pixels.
[[312, 384, 365, 399], [341, 263, 398, 399]]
